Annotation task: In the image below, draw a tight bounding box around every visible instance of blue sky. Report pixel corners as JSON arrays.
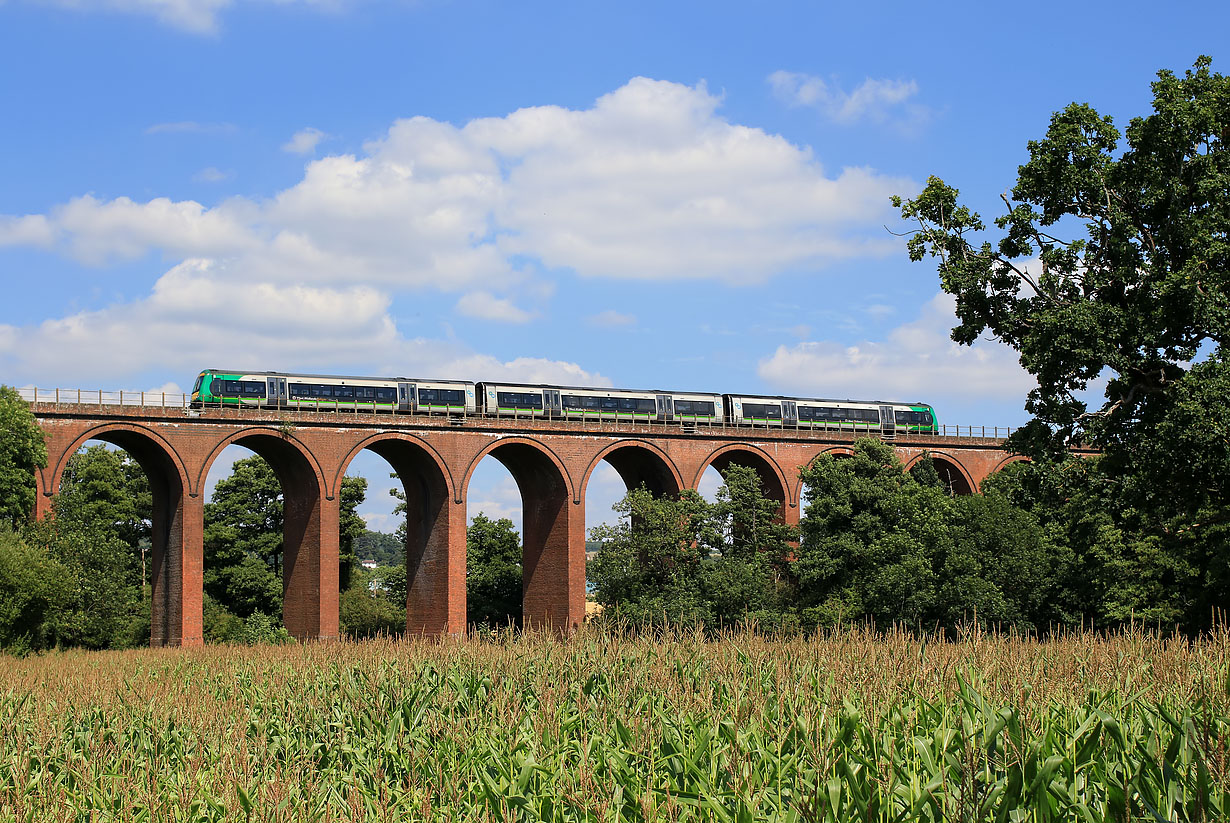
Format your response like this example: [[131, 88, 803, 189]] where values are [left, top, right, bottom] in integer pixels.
[[2, 0, 1224, 533]]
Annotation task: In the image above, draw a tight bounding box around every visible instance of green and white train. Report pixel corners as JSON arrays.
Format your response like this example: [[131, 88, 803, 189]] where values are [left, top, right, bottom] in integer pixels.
[[190, 369, 939, 433]]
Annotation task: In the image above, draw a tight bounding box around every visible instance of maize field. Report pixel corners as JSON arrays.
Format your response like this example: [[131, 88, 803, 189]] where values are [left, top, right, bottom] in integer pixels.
[[1, 625, 1227, 821]]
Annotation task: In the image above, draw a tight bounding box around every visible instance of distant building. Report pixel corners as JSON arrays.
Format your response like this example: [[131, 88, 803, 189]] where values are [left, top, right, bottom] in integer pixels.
[[360, 559, 378, 570]]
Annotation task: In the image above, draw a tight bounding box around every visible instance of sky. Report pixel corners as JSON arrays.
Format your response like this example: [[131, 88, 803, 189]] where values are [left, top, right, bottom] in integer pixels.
[[2, 0, 1225, 534]]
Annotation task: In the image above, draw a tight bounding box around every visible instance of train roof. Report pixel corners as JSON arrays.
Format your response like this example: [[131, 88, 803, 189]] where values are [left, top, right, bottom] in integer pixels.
[[725, 392, 932, 407], [199, 369, 473, 385], [475, 380, 721, 396]]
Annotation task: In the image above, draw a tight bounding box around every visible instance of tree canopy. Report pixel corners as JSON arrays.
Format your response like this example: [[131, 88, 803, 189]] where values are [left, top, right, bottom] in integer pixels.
[[0, 385, 47, 528], [894, 56, 1230, 629]]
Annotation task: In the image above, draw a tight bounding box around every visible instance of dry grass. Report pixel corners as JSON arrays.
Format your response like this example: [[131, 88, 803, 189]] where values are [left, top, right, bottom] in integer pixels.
[[1, 625, 1227, 821]]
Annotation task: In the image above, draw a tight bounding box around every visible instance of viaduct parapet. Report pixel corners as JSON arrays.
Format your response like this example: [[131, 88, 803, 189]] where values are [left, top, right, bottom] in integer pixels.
[[28, 401, 1032, 646]]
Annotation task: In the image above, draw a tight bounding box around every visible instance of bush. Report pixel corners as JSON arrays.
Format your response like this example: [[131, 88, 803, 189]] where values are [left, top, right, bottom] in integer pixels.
[[339, 586, 404, 639]]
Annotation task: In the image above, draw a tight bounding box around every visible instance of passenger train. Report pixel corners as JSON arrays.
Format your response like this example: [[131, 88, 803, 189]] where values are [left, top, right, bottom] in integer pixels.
[[190, 369, 939, 433]]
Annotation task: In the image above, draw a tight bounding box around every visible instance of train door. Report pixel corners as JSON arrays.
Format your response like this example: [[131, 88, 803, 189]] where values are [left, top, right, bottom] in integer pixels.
[[782, 400, 798, 426], [266, 377, 287, 408], [398, 382, 416, 412], [655, 395, 674, 422], [879, 405, 896, 436], [544, 389, 562, 417]]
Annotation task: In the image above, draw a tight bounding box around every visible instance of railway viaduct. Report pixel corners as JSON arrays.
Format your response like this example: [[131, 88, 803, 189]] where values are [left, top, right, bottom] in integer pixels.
[[27, 399, 1028, 646]]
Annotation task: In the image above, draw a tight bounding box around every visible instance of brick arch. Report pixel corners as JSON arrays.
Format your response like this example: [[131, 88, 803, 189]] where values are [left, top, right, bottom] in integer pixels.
[[332, 432, 455, 502], [195, 427, 328, 500], [990, 455, 1030, 475], [195, 427, 336, 641], [44, 422, 196, 647], [460, 436, 576, 507], [48, 422, 190, 501], [694, 443, 791, 509], [578, 439, 683, 504], [336, 432, 462, 637], [904, 451, 977, 496], [461, 436, 582, 632]]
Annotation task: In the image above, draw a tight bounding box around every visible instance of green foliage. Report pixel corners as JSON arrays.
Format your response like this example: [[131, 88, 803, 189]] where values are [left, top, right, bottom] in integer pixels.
[[588, 465, 798, 628], [204, 455, 284, 618], [894, 56, 1230, 631], [339, 584, 405, 639], [796, 439, 1064, 632], [465, 513, 522, 628], [0, 385, 47, 528], [0, 527, 68, 655], [354, 528, 403, 565], [338, 475, 367, 591]]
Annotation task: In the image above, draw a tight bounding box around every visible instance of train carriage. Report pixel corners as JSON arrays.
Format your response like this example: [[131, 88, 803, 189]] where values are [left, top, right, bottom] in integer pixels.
[[476, 382, 725, 424], [724, 394, 938, 434], [190, 369, 477, 414]]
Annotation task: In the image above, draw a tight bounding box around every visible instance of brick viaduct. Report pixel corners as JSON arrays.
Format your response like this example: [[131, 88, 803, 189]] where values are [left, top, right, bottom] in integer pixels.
[[28, 402, 1028, 646]]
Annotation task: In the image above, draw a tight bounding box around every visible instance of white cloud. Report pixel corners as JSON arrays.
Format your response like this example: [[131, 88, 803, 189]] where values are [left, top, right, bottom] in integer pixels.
[[454, 291, 534, 323], [769, 71, 926, 129], [587, 309, 635, 328], [282, 127, 328, 155], [4, 77, 911, 289], [193, 167, 233, 183], [0, 215, 54, 248], [48, 195, 258, 264], [0, 258, 600, 387], [145, 121, 237, 135], [0, 77, 916, 387], [757, 292, 1033, 402]]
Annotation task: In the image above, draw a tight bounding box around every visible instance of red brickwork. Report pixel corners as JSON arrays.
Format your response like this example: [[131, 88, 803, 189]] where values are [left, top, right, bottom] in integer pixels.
[[30, 404, 1058, 646]]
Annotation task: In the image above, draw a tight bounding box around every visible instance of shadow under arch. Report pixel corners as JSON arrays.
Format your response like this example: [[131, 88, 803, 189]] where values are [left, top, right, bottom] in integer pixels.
[[463, 436, 582, 633], [579, 439, 683, 504], [905, 451, 977, 496], [336, 433, 461, 636], [198, 428, 336, 640], [47, 423, 194, 647]]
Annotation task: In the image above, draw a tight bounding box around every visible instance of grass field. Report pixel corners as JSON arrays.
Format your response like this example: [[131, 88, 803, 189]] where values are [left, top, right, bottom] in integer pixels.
[[1, 626, 1227, 821]]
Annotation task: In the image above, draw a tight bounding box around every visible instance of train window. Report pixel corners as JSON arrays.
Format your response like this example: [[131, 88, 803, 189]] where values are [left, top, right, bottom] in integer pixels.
[[376, 388, 396, 401], [743, 402, 782, 419], [600, 397, 619, 410], [678, 400, 715, 416], [497, 391, 543, 409]]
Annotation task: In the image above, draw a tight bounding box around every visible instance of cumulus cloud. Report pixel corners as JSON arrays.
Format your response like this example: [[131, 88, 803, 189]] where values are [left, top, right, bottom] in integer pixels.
[[0, 77, 913, 386], [4, 77, 911, 287], [282, 127, 328, 155], [769, 71, 927, 129], [0, 259, 601, 387], [757, 292, 1033, 402], [0, 215, 54, 248], [454, 291, 535, 323]]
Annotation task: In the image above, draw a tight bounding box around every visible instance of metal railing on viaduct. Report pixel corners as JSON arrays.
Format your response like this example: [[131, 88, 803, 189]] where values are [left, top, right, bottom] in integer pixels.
[[21, 388, 1028, 647]]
